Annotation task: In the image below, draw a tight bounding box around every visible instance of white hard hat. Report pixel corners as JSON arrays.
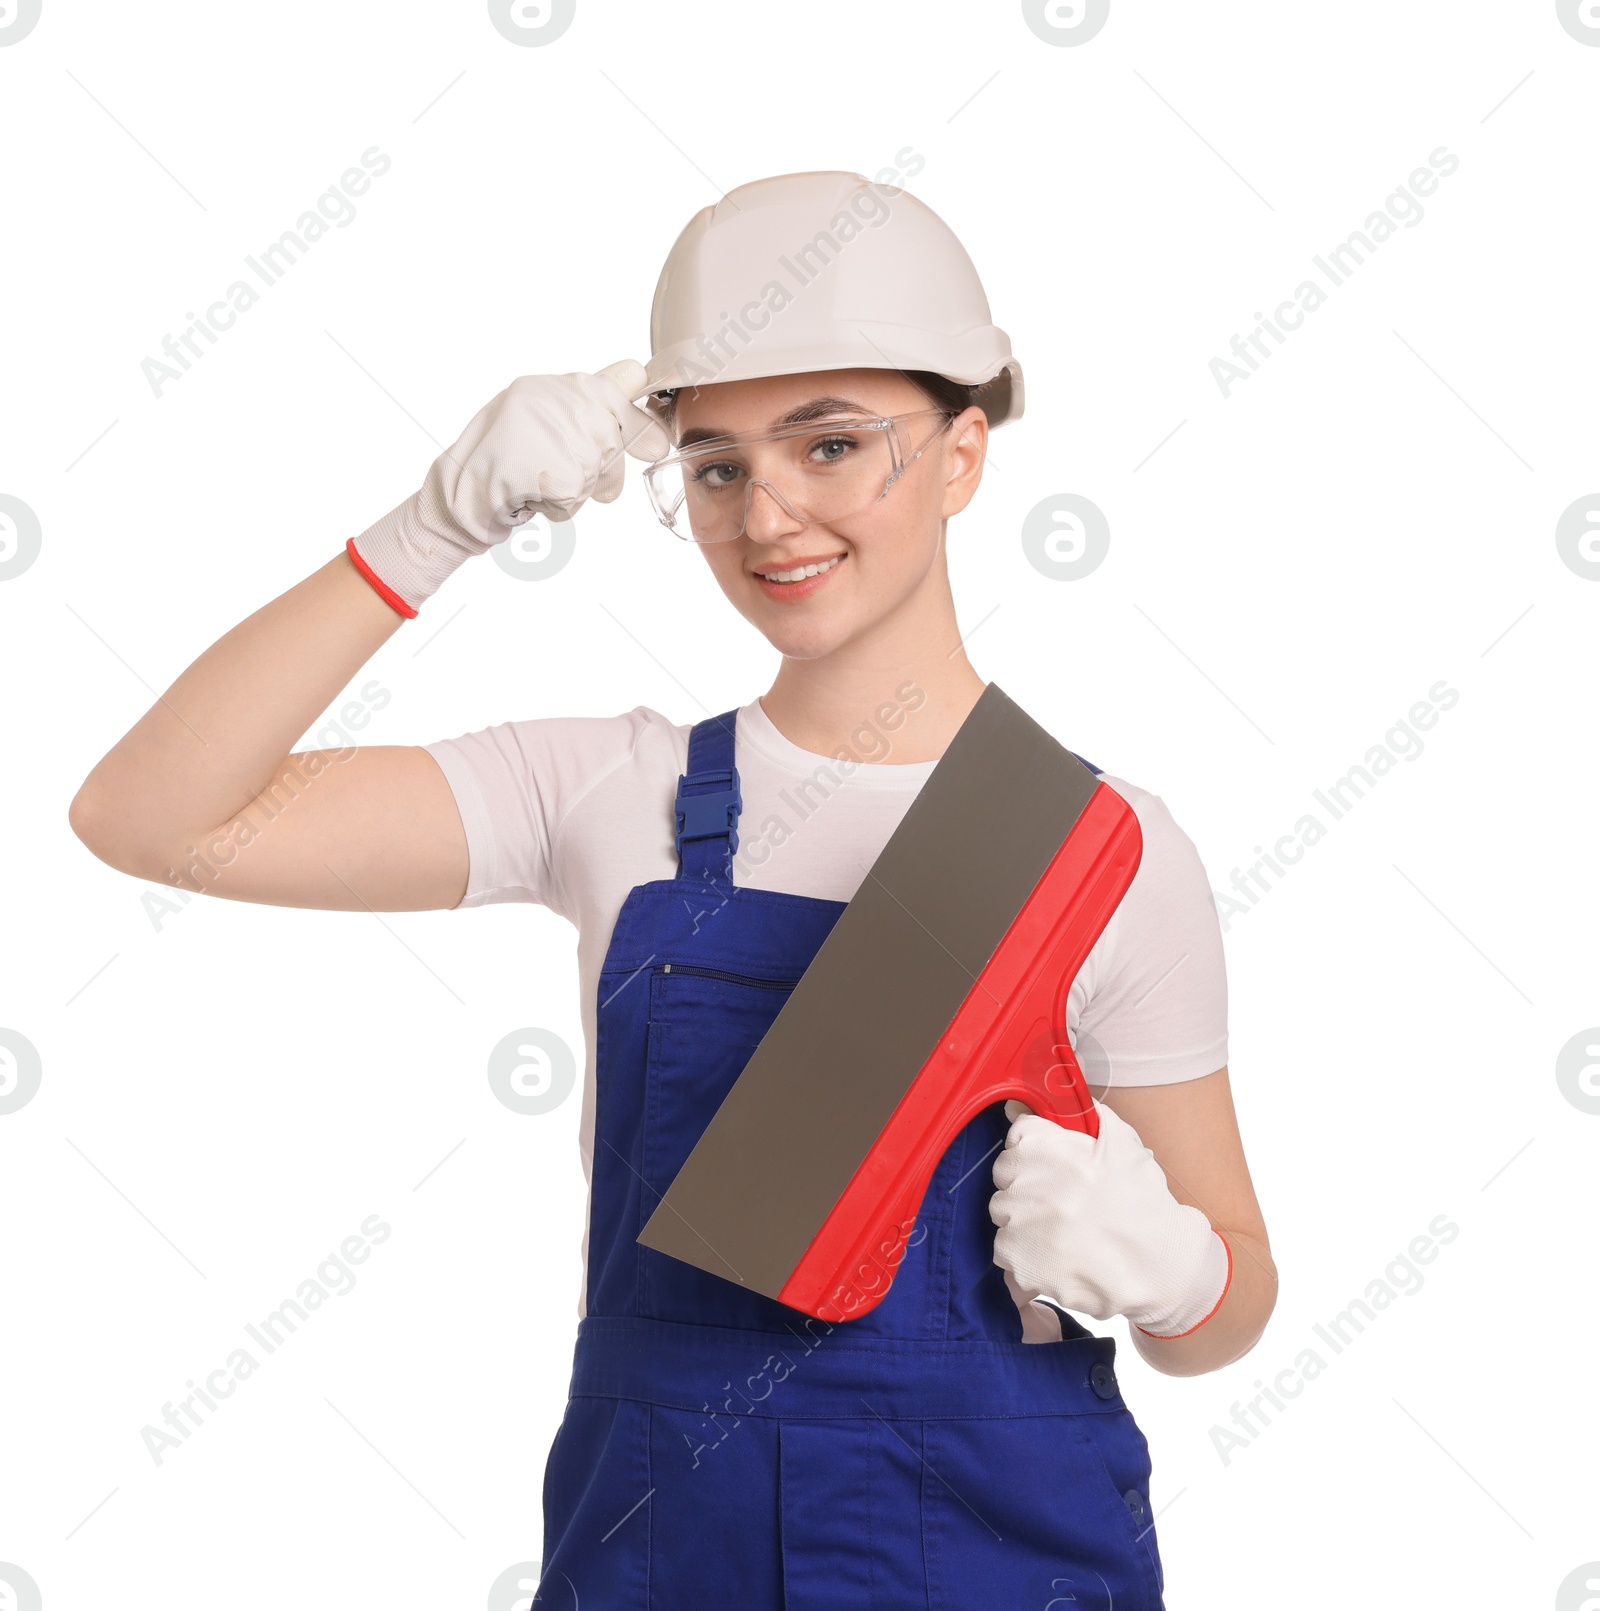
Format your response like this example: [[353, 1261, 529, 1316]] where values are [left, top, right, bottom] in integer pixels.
[[640, 170, 1024, 430]]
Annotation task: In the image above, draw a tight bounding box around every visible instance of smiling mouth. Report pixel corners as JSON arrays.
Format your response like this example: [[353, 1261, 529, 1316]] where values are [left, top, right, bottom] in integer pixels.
[[753, 554, 847, 585]]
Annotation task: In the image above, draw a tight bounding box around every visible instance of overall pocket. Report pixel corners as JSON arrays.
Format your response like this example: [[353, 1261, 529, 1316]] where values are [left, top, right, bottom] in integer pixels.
[[1078, 1406, 1165, 1601], [538, 1396, 652, 1611], [921, 1411, 1165, 1611]]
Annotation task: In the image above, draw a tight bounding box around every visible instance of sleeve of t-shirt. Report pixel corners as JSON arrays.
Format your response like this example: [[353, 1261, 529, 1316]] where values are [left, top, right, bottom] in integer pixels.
[[1076, 780, 1229, 1086], [422, 709, 655, 915]]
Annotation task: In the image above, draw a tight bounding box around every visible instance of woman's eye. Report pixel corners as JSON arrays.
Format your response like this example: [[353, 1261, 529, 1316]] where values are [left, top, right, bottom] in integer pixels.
[[809, 435, 857, 464], [691, 460, 741, 488]]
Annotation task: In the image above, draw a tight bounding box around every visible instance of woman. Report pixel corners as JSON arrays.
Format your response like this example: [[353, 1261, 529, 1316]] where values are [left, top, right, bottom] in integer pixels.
[[70, 170, 1276, 1608]]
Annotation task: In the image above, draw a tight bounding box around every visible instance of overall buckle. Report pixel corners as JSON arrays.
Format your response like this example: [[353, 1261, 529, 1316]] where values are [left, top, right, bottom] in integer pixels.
[[674, 767, 741, 859]]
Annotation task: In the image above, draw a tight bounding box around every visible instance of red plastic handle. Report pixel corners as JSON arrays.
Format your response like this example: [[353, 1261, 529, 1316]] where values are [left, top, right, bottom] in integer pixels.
[[777, 783, 1143, 1322]]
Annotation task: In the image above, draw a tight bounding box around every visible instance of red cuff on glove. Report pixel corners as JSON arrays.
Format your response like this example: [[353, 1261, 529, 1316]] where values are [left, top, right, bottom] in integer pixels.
[[346, 536, 418, 619], [1133, 1229, 1233, 1339]]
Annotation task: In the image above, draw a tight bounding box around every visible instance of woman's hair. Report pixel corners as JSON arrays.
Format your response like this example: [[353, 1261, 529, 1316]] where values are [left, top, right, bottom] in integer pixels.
[[902, 370, 978, 419], [656, 369, 977, 433]]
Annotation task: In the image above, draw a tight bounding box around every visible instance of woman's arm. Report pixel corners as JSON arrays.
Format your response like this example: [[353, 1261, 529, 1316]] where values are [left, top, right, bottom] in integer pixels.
[[68, 364, 670, 914], [67, 550, 469, 912], [1102, 1068, 1277, 1376]]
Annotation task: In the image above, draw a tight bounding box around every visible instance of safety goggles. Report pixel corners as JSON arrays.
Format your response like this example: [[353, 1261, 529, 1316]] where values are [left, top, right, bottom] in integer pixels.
[[643, 408, 957, 544]]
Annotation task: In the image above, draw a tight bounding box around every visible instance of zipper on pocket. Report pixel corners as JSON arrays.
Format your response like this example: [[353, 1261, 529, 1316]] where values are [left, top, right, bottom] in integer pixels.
[[659, 962, 801, 990]]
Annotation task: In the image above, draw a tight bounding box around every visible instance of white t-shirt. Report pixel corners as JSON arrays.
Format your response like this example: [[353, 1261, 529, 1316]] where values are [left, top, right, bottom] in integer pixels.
[[423, 697, 1228, 1310]]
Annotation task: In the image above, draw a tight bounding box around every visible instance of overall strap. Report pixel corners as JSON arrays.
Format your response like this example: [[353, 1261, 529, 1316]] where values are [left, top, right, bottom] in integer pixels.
[[675, 709, 742, 885]]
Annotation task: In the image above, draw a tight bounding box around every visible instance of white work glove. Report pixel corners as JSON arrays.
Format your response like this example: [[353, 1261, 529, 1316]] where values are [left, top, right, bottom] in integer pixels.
[[990, 1097, 1232, 1339], [347, 360, 670, 616]]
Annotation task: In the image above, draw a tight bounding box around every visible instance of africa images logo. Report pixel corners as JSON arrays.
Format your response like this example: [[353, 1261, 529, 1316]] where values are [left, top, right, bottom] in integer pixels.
[[1209, 149, 1460, 399], [139, 150, 393, 398], [0, 0, 43, 46]]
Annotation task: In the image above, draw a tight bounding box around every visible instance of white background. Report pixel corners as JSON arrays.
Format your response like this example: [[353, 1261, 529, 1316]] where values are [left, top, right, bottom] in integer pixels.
[[2, 2, 1597, 1607]]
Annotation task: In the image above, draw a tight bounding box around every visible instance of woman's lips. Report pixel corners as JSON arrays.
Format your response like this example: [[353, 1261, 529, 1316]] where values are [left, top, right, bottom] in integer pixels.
[[751, 553, 846, 603]]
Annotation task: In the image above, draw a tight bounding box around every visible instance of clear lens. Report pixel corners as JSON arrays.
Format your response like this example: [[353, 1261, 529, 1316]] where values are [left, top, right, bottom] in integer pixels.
[[645, 410, 950, 543]]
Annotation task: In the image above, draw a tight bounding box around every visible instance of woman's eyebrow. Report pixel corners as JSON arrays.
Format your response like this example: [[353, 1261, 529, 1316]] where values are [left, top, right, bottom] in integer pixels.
[[676, 396, 872, 450]]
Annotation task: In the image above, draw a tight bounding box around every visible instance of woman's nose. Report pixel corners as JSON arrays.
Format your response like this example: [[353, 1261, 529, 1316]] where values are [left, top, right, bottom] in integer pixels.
[[739, 478, 807, 541]]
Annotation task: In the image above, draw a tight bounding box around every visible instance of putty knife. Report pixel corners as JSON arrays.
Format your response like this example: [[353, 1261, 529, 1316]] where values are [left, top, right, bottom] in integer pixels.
[[637, 682, 1143, 1322]]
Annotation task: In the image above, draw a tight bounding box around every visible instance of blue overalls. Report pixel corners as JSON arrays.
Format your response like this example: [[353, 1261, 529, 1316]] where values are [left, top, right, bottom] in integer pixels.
[[535, 710, 1167, 1609]]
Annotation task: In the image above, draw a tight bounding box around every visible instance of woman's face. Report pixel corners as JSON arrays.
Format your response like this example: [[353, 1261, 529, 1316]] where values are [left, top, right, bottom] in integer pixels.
[[667, 368, 988, 661]]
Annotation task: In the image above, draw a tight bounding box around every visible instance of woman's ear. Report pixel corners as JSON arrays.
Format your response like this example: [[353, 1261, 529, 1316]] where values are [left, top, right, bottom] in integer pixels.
[[939, 404, 990, 520]]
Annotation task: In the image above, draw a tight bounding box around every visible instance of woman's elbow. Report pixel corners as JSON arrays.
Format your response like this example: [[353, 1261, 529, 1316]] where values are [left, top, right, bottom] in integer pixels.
[[68, 782, 165, 880]]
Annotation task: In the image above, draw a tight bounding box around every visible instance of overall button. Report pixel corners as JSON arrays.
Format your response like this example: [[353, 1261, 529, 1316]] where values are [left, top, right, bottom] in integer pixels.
[[1089, 1362, 1118, 1399], [1124, 1488, 1147, 1523]]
